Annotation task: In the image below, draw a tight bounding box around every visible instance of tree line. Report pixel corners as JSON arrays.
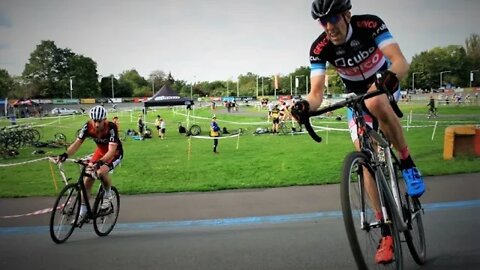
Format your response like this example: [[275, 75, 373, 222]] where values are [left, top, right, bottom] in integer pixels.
[[0, 34, 479, 99]]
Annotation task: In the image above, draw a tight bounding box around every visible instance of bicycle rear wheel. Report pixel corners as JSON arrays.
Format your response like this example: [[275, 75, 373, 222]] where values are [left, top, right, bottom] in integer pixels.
[[49, 183, 81, 244], [404, 196, 426, 264], [93, 186, 120, 237], [341, 152, 403, 269]]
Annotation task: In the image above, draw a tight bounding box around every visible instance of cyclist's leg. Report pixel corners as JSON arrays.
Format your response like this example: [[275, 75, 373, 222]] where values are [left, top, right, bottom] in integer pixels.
[[348, 108, 394, 263], [348, 109, 382, 215], [88, 149, 112, 196], [94, 154, 123, 193], [364, 87, 425, 197]]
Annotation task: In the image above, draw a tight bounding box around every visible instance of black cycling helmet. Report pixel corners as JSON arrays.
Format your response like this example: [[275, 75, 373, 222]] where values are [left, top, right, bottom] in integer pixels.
[[311, 0, 352, 20]]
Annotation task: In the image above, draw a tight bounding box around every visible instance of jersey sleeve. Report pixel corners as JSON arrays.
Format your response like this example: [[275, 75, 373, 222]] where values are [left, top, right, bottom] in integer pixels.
[[363, 15, 397, 49], [309, 34, 329, 77], [108, 122, 120, 145]]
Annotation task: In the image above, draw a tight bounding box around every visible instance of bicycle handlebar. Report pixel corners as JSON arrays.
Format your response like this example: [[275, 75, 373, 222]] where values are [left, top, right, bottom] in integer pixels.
[[302, 87, 403, 143]]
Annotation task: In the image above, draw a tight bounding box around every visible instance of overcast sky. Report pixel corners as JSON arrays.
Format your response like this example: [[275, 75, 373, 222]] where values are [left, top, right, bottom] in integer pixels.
[[0, 0, 479, 83]]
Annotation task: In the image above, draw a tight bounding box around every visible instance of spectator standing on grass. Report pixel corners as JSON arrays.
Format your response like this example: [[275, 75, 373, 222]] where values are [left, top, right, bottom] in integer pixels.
[[137, 114, 145, 138], [271, 104, 281, 134], [210, 115, 221, 153], [267, 101, 275, 121], [159, 117, 166, 140], [155, 115, 162, 137], [427, 96, 437, 118]]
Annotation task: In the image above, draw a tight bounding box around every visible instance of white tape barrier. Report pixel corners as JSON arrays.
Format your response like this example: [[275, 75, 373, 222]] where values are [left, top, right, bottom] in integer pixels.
[[173, 110, 270, 126], [311, 124, 349, 132], [190, 134, 241, 140], [0, 157, 50, 167], [1, 206, 57, 218], [0, 154, 92, 168]]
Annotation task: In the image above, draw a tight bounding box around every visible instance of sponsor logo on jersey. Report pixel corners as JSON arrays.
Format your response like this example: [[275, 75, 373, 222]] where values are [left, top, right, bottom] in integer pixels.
[[310, 56, 322, 61], [335, 48, 384, 77], [334, 46, 376, 67], [356, 20, 378, 29], [372, 23, 388, 38], [313, 37, 329, 54], [350, 39, 361, 49], [336, 48, 346, 56], [93, 138, 110, 144]]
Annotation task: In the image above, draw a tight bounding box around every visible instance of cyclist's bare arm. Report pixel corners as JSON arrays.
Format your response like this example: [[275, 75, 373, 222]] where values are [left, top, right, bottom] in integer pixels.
[[306, 74, 326, 111], [379, 43, 409, 80], [100, 143, 118, 164], [65, 138, 84, 158]]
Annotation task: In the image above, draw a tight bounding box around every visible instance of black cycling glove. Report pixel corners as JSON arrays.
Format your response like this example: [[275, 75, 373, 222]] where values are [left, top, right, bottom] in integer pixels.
[[291, 100, 310, 124], [375, 70, 399, 94], [95, 160, 106, 170], [58, 152, 68, 163]]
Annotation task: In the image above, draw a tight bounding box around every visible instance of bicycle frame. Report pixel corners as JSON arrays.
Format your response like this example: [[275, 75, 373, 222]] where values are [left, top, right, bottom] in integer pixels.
[[301, 89, 409, 232], [50, 158, 104, 220]]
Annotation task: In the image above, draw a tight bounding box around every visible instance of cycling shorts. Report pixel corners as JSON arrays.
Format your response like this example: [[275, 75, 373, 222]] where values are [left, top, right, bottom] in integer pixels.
[[90, 148, 123, 171], [347, 89, 401, 142]]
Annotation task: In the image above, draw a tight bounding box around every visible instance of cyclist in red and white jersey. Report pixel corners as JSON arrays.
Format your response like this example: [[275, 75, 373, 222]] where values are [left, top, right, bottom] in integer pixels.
[[292, 0, 426, 264], [57, 105, 123, 220]]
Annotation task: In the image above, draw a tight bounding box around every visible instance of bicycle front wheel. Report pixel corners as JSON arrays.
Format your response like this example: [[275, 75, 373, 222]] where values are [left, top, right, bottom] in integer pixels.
[[49, 183, 81, 244], [93, 186, 120, 237], [341, 152, 403, 269]]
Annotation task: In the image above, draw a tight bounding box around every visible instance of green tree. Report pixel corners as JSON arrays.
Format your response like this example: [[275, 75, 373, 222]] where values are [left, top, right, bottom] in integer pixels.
[[0, 69, 14, 98], [22, 40, 74, 98], [172, 80, 189, 97], [21, 40, 99, 98], [407, 45, 469, 90], [465, 33, 480, 86], [118, 69, 148, 97], [69, 55, 99, 98], [149, 70, 167, 93], [238, 72, 258, 97], [289, 66, 310, 97], [100, 75, 119, 98]]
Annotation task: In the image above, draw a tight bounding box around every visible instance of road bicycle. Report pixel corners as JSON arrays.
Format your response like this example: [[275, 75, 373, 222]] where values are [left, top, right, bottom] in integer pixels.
[[48, 157, 120, 244], [297, 86, 426, 269], [177, 122, 201, 136]]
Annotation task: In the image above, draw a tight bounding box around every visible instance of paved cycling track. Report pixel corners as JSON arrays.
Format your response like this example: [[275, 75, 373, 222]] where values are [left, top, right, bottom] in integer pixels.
[[0, 173, 479, 270]]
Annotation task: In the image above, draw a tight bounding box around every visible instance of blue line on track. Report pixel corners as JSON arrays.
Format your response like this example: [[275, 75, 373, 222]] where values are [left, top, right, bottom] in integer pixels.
[[1, 199, 479, 235]]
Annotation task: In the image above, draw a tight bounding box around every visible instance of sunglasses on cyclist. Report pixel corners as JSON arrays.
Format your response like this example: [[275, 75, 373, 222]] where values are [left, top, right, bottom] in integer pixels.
[[319, 14, 342, 26]]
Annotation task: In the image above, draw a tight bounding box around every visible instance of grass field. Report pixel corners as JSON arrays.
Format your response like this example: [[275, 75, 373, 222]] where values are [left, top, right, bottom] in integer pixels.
[[0, 102, 479, 198]]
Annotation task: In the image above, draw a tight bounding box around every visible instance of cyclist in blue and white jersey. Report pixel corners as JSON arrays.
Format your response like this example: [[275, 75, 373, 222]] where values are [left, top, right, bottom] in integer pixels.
[[293, 0, 426, 264]]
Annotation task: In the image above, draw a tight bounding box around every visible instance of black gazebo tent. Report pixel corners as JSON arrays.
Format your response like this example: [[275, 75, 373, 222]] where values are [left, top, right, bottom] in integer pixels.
[[143, 84, 194, 108]]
